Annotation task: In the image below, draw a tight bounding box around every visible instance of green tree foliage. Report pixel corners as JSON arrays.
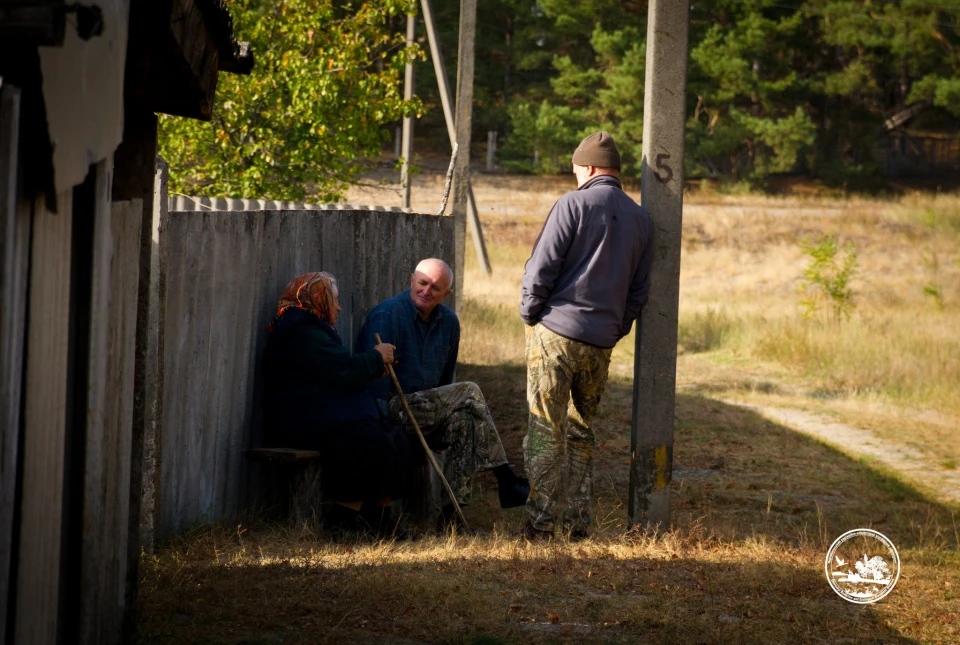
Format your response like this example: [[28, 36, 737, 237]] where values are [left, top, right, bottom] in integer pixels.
[[161, 0, 960, 193], [498, 100, 588, 173], [541, 25, 647, 174], [688, 2, 817, 181], [414, 0, 560, 140], [159, 0, 423, 201], [429, 0, 960, 184]]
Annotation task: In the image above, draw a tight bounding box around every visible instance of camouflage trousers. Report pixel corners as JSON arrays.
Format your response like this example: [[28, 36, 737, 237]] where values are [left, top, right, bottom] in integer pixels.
[[524, 324, 612, 533], [389, 382, 508, 505]]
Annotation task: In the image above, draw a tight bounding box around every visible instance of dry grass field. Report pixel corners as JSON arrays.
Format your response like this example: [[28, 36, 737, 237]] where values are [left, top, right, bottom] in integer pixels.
[[137, 175, 960, 644]]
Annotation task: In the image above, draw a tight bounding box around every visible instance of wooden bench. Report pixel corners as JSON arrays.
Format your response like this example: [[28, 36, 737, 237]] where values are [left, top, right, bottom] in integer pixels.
[[246, 446, 442, 529], [245, 448, 324, 524]]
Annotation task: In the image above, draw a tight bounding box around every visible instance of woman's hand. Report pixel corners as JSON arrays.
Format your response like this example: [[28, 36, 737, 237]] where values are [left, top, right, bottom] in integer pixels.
[[374, 343, 396, 366]]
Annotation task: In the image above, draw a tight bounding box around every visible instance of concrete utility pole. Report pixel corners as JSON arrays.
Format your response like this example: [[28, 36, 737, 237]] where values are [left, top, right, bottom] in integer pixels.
[[449, 0, 477, 312], [629, 0, 690, 529], [487, 131, 497, 170], [420, 0, 491, 276], [400, 13, 416, 210]]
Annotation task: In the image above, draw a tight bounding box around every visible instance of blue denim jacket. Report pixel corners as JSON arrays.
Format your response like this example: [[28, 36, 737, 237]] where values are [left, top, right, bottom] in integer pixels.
[[357, 289, 460, 401]]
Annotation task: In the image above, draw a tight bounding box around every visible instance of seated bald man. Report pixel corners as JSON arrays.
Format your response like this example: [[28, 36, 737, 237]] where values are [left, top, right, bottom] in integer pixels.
[[357, 258, 529, 524]]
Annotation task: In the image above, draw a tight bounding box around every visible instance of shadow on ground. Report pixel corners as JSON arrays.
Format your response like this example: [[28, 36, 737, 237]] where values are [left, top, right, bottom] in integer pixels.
[[138, 551, 916, 645], [136, 363, 958, 644], [461, 363, 960, 550]]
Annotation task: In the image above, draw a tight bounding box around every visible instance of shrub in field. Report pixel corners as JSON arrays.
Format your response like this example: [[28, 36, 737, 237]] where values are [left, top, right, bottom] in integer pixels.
[[678, 308, 737, 353], [921, 246, 944, 310], [923, 283, 944, 311], [798, 235, 858, 321]]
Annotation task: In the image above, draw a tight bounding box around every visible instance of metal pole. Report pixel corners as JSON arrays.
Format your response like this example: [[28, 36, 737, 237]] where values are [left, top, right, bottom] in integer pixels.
[[400, 13, 416, 210], [420, 0, 491, 276], [628, 0, 690, 530]]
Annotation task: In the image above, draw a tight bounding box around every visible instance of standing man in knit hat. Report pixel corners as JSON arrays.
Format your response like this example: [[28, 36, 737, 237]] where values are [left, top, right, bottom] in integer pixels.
[[519, 131, 652, 539]]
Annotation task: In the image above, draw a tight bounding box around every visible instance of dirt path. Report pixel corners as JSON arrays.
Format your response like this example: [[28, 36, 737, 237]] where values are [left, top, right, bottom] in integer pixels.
[[725, 401, 960, 503]]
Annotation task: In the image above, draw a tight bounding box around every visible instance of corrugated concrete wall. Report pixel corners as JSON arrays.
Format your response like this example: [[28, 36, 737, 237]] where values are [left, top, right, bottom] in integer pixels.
[[168, 195, 406, 213], [148, 208, 454, 538]]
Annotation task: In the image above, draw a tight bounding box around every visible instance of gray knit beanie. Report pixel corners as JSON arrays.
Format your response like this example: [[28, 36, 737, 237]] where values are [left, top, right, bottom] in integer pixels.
[[571, 131, 621, 169]]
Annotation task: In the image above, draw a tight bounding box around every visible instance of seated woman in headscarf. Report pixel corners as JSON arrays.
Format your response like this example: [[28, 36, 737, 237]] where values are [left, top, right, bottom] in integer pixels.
[[260, 271, 409, 532]]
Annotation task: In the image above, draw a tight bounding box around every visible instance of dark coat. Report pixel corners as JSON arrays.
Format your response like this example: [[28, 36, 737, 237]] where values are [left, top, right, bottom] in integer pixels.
[[260, 307, 408, 501]]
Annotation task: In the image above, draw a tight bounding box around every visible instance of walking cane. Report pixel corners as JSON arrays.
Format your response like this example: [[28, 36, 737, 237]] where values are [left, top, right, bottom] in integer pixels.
[[374, 333, 471, 533]]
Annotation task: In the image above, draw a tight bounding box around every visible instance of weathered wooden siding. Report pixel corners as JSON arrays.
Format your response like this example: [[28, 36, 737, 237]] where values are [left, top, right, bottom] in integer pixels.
[[140, 161, 168, 555], [80, 195, 142, 644], [874, 133, 960, 176], [0, 82, 29, 645], [80, 162, 113, 642], [148, 208, 454, 538], [16, 189, 74, 644]]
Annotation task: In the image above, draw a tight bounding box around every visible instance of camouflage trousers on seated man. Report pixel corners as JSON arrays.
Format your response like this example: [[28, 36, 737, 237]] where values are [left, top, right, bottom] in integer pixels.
[[524, 323, 613, 536], [389, 381, 509, 506]]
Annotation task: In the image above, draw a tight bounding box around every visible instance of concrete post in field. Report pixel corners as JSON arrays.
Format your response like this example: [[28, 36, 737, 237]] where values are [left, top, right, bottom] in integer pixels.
[[628, 0, 690, 530], [400, 13, 416, 210], [487, 131, 497, 170], [420, 0, 491, 276], [450, 0, 477, 312]]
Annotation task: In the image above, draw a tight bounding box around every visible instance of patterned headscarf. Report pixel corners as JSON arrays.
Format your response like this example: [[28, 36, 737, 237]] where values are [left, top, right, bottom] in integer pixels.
[[269, 271, 338, 329]]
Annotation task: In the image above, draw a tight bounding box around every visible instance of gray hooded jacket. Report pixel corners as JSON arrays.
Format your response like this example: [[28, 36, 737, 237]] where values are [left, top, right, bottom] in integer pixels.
[[520, 175, 652, 348]]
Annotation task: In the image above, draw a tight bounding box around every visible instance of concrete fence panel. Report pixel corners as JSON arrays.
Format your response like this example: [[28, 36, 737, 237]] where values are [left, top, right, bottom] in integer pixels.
[[148, 208, 454, 538]]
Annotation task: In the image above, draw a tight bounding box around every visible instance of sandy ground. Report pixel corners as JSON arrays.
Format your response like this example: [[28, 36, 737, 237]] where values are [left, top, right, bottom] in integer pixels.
[[342, 166, 881, 220], [343, 168, 579, 218]]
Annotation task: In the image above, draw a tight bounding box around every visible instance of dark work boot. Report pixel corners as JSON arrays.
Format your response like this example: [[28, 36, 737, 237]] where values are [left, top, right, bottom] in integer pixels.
[[498, 478, 530, 509], [493, 465, 530, 509]]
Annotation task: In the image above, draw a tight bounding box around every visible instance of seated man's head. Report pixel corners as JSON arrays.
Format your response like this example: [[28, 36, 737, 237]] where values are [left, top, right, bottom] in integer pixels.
[[571, 131, 620, 187], [410, 258, 453, 319]]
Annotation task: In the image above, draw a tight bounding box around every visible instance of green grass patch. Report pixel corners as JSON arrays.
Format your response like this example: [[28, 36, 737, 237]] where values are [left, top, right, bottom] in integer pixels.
[[678, 308, 740, 353]]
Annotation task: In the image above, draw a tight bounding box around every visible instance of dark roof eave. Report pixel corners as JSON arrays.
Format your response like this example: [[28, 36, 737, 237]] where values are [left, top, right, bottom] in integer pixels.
[[193, 0, 254, 74], [220, 41, 254, 74]]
